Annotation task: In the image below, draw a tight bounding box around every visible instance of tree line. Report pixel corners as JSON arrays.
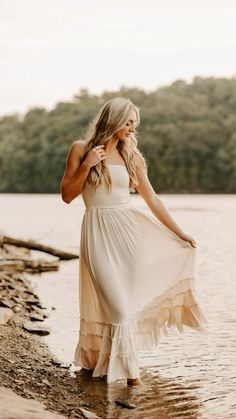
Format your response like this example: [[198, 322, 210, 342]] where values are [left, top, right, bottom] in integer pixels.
[[0, 77, 236, 193]]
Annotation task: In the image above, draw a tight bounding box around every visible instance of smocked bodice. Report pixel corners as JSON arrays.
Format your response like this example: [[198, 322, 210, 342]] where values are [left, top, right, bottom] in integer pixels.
[[82, 165, 131, 210]]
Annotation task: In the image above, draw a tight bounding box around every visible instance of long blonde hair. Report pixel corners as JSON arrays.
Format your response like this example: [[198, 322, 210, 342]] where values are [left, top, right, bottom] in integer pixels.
[[81, 97, 147, 192]]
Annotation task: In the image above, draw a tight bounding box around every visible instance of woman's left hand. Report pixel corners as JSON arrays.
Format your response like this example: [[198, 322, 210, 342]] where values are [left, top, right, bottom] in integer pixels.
[[178, 232, 197, 248]]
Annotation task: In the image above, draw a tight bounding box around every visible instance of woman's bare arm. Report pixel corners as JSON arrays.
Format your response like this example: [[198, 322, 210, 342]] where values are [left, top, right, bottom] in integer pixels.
[[134, 154, 196, 247], [60, 141, 90, 204], [60, 141, 106, 204]]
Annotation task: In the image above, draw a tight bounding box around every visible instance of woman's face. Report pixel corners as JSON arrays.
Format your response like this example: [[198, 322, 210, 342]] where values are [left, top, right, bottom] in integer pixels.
[[114, 111, 137, 142]]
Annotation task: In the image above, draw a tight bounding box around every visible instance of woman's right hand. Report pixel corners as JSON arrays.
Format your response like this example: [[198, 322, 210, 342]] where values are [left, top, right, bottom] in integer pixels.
[[84, 145, 106, 168]]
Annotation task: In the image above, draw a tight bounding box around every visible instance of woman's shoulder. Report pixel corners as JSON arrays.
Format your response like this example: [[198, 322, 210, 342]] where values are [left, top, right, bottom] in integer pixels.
[[72, 139, 87, 151], [133, 150, 147, 172], [70, 139, 88, 159]]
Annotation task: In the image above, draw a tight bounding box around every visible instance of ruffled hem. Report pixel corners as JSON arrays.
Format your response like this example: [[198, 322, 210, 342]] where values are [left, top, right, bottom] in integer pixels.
[[135, 277, 207, 350], [74, 316, 140, 382], [74, 277, 207, 383]]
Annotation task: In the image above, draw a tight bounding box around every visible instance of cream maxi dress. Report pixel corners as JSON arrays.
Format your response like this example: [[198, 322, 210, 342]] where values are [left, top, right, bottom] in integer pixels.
[[74, 164, 207, 383]]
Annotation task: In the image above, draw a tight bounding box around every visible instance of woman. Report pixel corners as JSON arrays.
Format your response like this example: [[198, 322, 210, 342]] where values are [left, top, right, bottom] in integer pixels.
[[60, 97, 207, 386]]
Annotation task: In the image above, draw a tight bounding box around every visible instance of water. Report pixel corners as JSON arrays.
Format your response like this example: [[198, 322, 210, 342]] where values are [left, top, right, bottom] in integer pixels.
[[1, 193, 236, 418]]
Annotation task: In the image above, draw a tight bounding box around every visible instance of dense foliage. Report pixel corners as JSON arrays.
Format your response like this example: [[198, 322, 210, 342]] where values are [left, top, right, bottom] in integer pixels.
[[0, 77, 236, 193]]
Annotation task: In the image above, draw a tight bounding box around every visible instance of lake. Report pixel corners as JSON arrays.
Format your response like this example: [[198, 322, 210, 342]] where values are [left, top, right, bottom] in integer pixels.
[[0, 193, 235, 418]]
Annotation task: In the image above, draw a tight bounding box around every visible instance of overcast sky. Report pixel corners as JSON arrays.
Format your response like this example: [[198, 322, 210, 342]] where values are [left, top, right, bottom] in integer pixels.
[[1, 0, 236, 116]]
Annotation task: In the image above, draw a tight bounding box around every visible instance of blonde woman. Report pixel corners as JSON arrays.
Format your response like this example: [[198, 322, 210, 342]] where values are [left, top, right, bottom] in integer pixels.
[[60, 97, 207, 386]]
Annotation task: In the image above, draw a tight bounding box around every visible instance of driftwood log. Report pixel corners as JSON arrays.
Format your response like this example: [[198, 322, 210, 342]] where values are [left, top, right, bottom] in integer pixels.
[[0, 259, 59, 273], [0, 235, 79, 260]]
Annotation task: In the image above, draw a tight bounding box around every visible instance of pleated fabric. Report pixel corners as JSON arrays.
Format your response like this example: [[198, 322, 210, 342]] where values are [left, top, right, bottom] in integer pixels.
[[74, 165, 207, 383]]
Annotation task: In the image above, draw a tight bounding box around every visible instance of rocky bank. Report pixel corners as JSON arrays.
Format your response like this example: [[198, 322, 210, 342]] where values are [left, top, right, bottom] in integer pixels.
[[0, 242, 107, 419]]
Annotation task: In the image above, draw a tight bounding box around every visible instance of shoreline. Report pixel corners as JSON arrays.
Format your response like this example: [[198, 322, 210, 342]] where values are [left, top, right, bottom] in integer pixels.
[[0, 250, 107, 419]]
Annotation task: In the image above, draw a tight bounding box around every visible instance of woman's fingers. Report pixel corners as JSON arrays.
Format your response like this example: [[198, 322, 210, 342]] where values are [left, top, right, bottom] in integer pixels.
[[190, 238, 196, 248], [94, 145, 106, 163], [182, 234, 197, 248], [95, 146, 105, 155], [96, 145, 105, 152]]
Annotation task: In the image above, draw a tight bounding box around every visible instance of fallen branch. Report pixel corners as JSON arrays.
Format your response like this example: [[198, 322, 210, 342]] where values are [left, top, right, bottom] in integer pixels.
[[0, 236, 79, 260], [0, 259, 59, 273]]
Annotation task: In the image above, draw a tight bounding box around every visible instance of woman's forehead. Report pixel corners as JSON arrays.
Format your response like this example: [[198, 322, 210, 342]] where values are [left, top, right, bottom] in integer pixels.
[[127, 111, 137, 122]]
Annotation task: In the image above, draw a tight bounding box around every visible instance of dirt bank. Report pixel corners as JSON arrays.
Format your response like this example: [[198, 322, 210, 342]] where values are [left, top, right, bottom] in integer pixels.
[[0, 251, 107, 418]]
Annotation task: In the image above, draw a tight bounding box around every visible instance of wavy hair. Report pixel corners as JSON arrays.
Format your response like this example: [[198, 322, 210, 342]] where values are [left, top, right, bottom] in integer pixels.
[[80, 97, 147, 192]]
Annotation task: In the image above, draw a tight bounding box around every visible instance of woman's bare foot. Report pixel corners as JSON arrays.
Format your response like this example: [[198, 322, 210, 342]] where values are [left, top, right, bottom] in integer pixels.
[[127, 378, 142, 386]]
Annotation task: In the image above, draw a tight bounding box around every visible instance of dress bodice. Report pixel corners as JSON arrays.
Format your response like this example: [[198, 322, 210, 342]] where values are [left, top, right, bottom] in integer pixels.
[[82, 165, 132, 210]]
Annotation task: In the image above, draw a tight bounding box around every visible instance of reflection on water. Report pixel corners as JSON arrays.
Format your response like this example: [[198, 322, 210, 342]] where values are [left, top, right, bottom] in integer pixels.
[[0, 193, 236, 418], [74, 367, 203, 418]]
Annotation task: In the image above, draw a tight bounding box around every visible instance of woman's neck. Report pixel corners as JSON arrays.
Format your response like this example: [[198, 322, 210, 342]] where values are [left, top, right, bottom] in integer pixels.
[[106, 139, 119, 154]]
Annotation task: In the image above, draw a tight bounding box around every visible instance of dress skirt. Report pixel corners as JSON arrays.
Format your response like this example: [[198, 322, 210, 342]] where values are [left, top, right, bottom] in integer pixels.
[[73, 165, 207, 383]]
